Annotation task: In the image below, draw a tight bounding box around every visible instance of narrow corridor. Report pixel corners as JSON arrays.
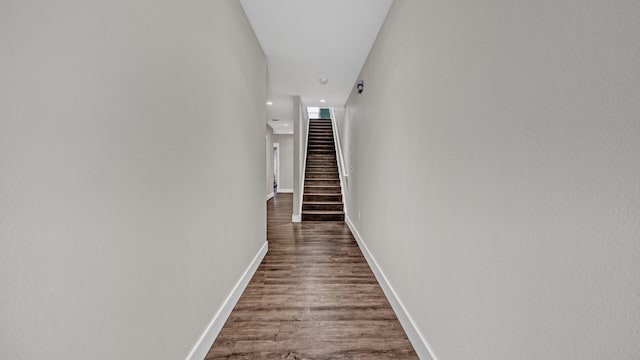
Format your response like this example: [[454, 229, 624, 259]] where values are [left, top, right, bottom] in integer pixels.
[[207, 194, 418, 359]]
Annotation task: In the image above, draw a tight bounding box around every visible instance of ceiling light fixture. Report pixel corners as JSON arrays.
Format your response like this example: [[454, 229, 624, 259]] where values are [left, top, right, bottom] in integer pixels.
[[320, 99, 326, 103], [319, 76, 328, 85], [266, 101, 273, 106]]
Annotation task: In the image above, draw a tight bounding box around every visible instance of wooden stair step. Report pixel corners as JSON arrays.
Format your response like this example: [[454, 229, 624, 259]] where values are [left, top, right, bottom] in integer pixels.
[[304, 185, 342, 194], [304, 193, 342, 202], [305, 169, 337, 173], [305, 179, 340, 185], [303, 202, 344, 211], [306, 175, 339, 179], [304, 186, 341, 193], [301, 210, 344, 222]]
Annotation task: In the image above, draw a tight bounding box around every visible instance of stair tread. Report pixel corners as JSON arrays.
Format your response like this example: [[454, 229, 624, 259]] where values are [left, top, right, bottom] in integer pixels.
[[302, 210, 345, 214], [303, 201, 343, 205]]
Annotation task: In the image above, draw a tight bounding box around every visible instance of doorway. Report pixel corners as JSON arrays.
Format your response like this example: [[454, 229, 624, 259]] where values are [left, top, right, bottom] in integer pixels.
[[273, 143, 280, 193]]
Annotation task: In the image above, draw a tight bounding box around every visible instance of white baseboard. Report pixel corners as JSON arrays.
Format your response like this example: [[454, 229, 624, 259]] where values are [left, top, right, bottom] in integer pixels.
[[344, 216, 436, 360], [291, 214, 301, 223], [185, 241, 268, 360], [277, 189, 293, 193], [266, 192, 275, 201]]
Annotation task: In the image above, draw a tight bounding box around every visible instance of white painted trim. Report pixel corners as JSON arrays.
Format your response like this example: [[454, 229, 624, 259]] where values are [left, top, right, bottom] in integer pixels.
[[273, 130, 294, 135], [291, 214, 301, 223], [344, 216, 437, 360], [277, 189, 293, 193], [185, 241, 268, 360], [266, 192, 275, 201]]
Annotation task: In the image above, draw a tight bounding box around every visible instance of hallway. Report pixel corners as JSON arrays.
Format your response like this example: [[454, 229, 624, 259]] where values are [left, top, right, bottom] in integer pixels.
[[207, 194, 418, 359]]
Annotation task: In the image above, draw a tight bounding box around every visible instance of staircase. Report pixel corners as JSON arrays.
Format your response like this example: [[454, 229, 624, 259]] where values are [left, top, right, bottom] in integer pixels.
[[302, 118, 344, 221]]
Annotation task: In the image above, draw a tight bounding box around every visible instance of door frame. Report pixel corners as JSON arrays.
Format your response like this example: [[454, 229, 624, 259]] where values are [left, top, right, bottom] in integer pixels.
[[273, 143, 280, 192]]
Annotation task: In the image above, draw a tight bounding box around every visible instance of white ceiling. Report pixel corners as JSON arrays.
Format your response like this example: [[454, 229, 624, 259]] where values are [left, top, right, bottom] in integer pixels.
[[240, 0, 393, 132]]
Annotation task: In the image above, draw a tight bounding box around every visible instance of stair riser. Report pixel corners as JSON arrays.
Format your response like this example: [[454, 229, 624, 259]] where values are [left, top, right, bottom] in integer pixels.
[[305, 180, 340, 186], [304, 173, 340, 180], [307, 150, 335, 155], [307, 159, 337, 163], [308, 151, 335, 154], [305, 167, 337, 173], [306, 160, 337, 164], [304, 190, 340, 194], [308, 147, 335, 152], [309, 133, 333, 141], [308, 149, 334, 152], [306, 164, 337, 168], [306, 162, 337, 167], [306, 173, 338, 179], [308, 143, 334, 147], [308, 143, 335, 147], [304, 194, 342, 202], [302, 213, 344, 221], [307, 161, 337, 165], [303, 203, 344, 211], [307, 162, 337, 166]]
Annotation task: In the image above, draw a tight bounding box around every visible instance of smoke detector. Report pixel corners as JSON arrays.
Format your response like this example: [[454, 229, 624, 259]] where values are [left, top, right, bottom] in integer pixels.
[[319, 76, 329, 85]]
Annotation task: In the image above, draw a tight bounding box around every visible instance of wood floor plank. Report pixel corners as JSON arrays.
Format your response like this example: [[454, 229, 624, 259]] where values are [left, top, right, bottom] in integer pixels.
[[207, 194, 418, 359]]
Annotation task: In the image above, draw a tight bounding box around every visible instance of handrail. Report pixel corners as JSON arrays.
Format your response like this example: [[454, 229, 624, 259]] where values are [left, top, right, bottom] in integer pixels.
[[330, 107, 348, 216]]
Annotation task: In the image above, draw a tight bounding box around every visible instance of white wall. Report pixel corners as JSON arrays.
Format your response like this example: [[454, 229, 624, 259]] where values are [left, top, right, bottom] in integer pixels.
[[266, 125, 275, 197], [343, 1, 640, 359], [273, 134, 294, 191], [0, 1, 267, 359], [292, 97, 307, 220]]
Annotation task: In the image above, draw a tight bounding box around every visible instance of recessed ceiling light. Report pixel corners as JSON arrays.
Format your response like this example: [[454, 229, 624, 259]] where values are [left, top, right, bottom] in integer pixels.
[[320, 99, 326, 103], [266, 101, 273, 106], [319, 76, 328, 85]]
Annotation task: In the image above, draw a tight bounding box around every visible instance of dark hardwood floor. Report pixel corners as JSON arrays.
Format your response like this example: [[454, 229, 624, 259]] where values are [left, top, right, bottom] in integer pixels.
[[207, 194, 418, 359]]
